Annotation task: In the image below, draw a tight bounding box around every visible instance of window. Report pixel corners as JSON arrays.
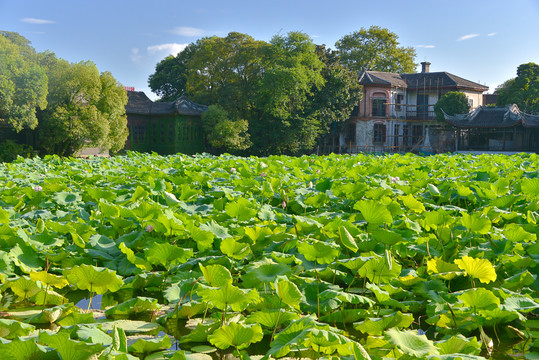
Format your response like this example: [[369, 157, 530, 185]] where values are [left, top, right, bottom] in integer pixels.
[[373, 123, 386, 144], [372, 98, 386, 117], [417, 93, 429, 119], [393, 124, 400, 147], [468, 98, 474, 108], [396, 94, 404, 111]]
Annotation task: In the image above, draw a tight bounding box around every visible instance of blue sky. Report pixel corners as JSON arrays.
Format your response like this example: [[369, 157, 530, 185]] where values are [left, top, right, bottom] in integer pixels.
[[1, 0, 538, 100]]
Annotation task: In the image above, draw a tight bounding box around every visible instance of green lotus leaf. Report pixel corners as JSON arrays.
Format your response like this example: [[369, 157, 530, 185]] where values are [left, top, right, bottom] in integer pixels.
[[220, 237, 251, 260], [208, 322, 263, 350], [53, 191, 82, 206], [338, 256, 374, 272], [0, 319, 35, 339], [242, 259, 291, 289], [358, 256, 402, 284], [189, 227, 214, 252], [454, 256, 497, 284], [104, 296, 161, 319], [0, 338, 57, 360], [460, 213, 491, 234], [386, 328, 439, 357], [502, 270, 536, 291], [199, 263, 232, 287], [197, 284, 259, 312], [9, 242, 44, 273], [427, 258, 462, 280], [354, 200, 393, 227], [39, 330, 105, 360], [435, 334, 482, 355], [399, 194, 426, 213], [100, 320, 160, 334], [99, 200, 120, 218], [64, 264, 124, 294], [7, 276, 41, 299], [503, 224, 537, 243], [521, 177, 539, 197], [26, 303, 77, 324], [275, 276, 303, 309], [179, 320, 220, 344], [164, 301, 207, 319], [75, 325, 112, 345], [297, 239, 339, 264], [354, 311, 414, 336], [245, 309, 300, 328], [225, 198, 257, 222], [503, 295, 539, 313], [29, 271, 68, 289], [128, 335, 171, 355], [339, 226, 358, 252], [32, 288, 67, 306], [266, 316, 317, 358], [199, 220, 230, 239], [145, 243, 193, 269], [457, 288, 500, 310], [118, 242, 152, 271], [319, 289, 375, 307]]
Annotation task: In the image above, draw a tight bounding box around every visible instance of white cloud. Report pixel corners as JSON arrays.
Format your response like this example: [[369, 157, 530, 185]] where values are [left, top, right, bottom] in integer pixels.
[[147, 43, 188, 56], [130, 48, 142, 63], [457, 33, 480, 41], [416, 45, 436, 48], [171, 26, 204, 37], [21, 17, 55, 24], [487, 32, 497, 37]]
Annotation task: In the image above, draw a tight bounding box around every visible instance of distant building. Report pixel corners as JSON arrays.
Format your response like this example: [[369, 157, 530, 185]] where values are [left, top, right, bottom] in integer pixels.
[[443, 104, 539, 152], [125, 91, 207, 155], [342, 62, 489, 153]]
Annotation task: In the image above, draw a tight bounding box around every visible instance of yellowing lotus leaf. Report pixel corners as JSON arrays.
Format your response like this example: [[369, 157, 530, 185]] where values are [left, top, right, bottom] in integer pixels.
[[454, 256, 497, 284]]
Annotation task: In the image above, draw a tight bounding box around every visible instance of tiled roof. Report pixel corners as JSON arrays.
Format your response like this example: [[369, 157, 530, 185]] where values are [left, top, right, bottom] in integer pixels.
[[126, 91, 207, 116], [358, 70, 489, 92], [443, 104, 539, 128]]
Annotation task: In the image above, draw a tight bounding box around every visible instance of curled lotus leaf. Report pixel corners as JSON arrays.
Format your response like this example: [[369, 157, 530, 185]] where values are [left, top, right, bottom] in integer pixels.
[[64, 264, 124, 294], [208, 322, 263, 350]]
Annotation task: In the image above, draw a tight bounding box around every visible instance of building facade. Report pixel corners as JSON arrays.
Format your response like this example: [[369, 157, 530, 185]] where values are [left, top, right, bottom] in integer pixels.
[[443, 104, 539, 152], [343, 62, 489, 153], [125, 91, 207, 155]]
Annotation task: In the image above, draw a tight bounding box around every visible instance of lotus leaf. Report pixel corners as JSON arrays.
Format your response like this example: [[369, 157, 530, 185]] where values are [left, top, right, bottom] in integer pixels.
[[386, 328, 440, 357], [454, 256, 497, 284], [208, 322, 263, 350], [64, 264, 123, 294]]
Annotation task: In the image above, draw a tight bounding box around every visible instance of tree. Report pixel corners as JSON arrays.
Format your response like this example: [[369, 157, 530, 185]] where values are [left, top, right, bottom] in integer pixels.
[[0, 31, 48, 131], [434, 91, 470, 121], [201, 105, 251, 152], [38, 57, 128, 156], [496, 63, 539, 114], [148, 43, 200, 102], [335, 26, 417, 73]]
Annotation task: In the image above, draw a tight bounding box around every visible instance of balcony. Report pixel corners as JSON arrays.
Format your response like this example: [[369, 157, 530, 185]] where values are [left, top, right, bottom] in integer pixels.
[[359, 103, 438, 121]]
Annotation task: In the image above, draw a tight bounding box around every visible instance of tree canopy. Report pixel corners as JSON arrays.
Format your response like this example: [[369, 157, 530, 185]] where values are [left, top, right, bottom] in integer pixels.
[[148, 31, 365, 155], [496, 63, 539, 114], [0, 32, 128, 156], [335, 26, 417, 73], [0, 31, 48, 131], [433, 91, 471, 121]]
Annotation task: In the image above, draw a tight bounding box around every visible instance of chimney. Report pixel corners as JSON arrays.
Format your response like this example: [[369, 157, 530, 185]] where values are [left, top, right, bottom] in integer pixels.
[[421, 61, 431, 73]]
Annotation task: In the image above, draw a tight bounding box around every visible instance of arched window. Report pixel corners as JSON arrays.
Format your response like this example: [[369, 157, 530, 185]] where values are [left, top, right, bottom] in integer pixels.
[[372, 92, 387, 117], [373, 123, 386, 144]]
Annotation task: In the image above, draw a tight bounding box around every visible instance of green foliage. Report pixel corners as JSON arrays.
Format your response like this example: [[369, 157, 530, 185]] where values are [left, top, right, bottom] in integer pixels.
[[0, 32, 48, 132], [335, 26, 417, 73], [0, 152, 536, 358], [201, 105, 251, 153], [434, 91, 471, 120], [0, 32, 128, 156], [148, 31, 361, 155], [0, 140, 36, 163], [496, 62, 539, 113]]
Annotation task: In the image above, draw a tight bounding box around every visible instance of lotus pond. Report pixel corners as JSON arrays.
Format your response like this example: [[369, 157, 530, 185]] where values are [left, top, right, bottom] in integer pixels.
[[0, 151, 537, 360]]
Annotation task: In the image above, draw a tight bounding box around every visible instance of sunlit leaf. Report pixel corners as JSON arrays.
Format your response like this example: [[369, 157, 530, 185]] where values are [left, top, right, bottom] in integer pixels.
[[386, 328, 439, 357], [208, 322, 263, 350], [64, 264, 124, 294], [454, 256, 497, 284]]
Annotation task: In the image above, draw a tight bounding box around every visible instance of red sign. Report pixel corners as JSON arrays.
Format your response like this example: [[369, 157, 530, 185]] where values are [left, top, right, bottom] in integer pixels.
[[124, 86, 135, 92]]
